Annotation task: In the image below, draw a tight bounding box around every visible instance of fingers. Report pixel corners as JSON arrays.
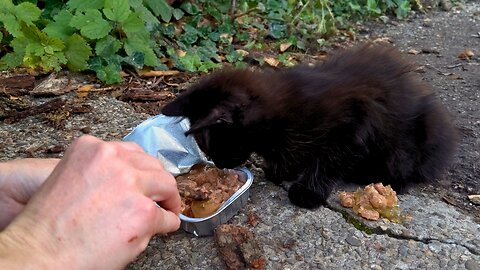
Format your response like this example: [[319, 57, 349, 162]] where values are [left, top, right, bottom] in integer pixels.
[[71, 135, 182, 214], [153, 207, 180, 235], [140, 171, 181, 215]]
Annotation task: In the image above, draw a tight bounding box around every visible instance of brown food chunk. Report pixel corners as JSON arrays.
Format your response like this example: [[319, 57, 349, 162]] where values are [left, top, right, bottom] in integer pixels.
[[357, 206, 380, 220], [214, 224, 266, 270], [176, 165, 243, 218], [339, 183, 403, 222], [339, 192, 355, 208]]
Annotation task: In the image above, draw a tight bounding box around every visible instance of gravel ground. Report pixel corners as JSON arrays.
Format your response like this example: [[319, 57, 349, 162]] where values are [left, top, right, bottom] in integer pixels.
[[0, 2, 479, 270]]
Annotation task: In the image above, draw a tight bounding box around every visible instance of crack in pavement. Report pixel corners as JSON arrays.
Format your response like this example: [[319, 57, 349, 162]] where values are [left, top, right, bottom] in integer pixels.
[[328, 204, 480, 256]]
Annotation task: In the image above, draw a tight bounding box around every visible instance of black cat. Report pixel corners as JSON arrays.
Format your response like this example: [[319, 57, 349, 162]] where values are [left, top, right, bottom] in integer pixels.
[[162, 44, 458, 209]]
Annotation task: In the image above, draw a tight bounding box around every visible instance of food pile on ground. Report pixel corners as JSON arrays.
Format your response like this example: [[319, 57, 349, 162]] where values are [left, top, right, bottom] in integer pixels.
[[176, 165, 243, 218], [214, 224, 266, 270], [339, 183, 403, 222]]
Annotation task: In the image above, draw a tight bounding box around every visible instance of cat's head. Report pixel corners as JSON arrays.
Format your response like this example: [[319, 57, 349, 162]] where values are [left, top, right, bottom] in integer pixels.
[[162, 69, 264, 168]]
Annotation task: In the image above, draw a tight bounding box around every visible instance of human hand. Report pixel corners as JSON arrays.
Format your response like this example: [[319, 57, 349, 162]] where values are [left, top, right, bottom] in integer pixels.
[[0, 135, 181, 270], [0, 158, 60, 230]]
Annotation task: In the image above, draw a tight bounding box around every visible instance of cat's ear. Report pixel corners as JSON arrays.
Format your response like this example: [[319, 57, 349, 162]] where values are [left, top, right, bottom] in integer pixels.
[[186, 107, 234, 134], [161, 92, 192, 116]]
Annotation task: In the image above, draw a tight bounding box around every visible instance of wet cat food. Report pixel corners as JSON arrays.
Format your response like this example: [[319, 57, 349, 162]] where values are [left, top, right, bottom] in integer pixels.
[[176, 165, 243, 218]]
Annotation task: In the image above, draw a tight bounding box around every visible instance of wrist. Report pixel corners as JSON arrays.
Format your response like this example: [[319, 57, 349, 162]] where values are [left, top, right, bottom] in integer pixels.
[[0, 220, 59, 269]]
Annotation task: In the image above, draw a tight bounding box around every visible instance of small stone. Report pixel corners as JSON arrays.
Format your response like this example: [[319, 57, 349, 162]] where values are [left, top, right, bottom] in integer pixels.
[[398, 245, 408, 257], [466, 259, 479, 270], [423, 18, 432, 27], [80, 126, 92, 134], [345, 235, 362, 247], [448, 260, 457, 267]]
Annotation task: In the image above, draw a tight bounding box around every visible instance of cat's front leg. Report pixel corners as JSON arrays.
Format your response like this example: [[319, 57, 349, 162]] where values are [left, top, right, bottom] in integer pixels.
[[287, 163, 334, 209]]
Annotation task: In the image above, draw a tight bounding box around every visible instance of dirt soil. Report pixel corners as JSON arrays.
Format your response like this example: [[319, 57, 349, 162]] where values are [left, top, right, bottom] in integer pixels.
[[0, 0, 478, 226]]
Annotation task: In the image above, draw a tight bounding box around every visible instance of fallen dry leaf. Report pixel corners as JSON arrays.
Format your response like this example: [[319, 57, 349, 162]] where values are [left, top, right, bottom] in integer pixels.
[[372, 37, 393, 44], [176, 49, 187, 57], [458, 49, 475, 60], [76, 84, 95, 98], [408, 48, 420, 55], [447, 74, 463, 80], [264, 57, 280, 67], [219, 33, 233, 44], [235, 49, 249, 57], [467, 194, 480, 205], [279, 42, 292, 52], [139, 70, 180, 78]]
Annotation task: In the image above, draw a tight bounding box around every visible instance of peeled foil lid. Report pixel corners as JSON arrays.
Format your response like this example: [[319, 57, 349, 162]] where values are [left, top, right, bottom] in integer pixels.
[[123, 114, 212, 176]]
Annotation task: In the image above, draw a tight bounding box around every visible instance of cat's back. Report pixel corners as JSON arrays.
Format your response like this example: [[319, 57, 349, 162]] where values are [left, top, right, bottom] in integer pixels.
[[283, 44, 423, 97]]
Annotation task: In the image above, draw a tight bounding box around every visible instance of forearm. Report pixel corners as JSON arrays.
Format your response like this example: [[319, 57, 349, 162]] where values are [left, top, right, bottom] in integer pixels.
[[0, 158, 60, 231], [0, 223, 56, 269]]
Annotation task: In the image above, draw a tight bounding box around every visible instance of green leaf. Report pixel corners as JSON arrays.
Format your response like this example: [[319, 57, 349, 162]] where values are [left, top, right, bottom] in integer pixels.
[[67, 0, 105, 12], [367, 0, 382, 14], [180, 2, 200, 15], [395, 1, 411, 19], [70, 9, 112, 39], [89, 57, 122, 84], [0, 52, 22, 70], [0, 36, 28, 70], [0, 0, 14, 13], [177, 53, 201, 72], [41, 0, 65, 20], [95, 35, 122, 57], [198, 61, 221, 72], [225, 50, 241, 63], [129, 0, 159, 28], [121, 51, 144, 69], [21, 23, 64, 52], [268, 22, 286, 39], [122, 12, 144, 34], [43, 10, 75, 41], [179, 24, 199, 45], [161, 24, 176, 38], [172, 8, 184, 20], [14, 2, 41, 25], [1, 13, 22, 37], [145, 0, 172, 22], [97, 65, 122, 83], [103, 0, 130, 23], [124, 32, 160, 67], [64, 34, 92, 71]]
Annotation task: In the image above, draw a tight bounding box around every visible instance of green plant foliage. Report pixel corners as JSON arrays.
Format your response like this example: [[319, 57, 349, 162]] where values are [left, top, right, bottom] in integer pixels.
[[64, 33, 92, 71], [69, 9, 112, 39], [0, 0, 417, 84]]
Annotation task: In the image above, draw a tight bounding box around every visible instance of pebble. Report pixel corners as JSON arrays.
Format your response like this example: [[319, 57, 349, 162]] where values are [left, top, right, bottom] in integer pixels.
[[398, 245, 408, 257], [448, 260, 457, 267], [466, 259, 479, 270], [345, 235, 362, 247]]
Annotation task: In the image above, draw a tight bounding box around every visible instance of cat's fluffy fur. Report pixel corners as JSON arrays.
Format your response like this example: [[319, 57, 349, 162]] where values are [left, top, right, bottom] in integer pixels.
[[162, 44, 458, 208]]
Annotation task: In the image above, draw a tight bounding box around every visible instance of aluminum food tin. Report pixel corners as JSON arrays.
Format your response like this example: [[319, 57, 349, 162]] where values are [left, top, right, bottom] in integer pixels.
[[179, 167, 253, 237]]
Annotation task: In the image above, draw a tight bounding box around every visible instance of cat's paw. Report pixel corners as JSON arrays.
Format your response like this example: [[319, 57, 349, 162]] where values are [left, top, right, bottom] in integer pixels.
[[288, 183, 325, 209]]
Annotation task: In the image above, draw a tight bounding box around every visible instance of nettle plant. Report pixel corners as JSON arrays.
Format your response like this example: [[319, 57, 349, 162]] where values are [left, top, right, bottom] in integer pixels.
[[0, 0, 416, 84], [0, 0, 180, 83]]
